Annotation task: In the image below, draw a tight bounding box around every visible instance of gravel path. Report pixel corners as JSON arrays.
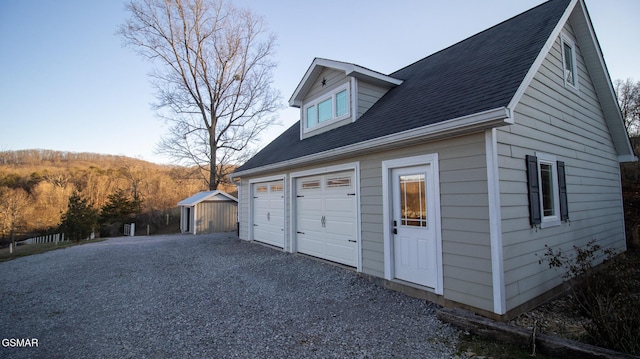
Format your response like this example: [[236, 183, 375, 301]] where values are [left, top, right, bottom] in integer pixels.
[[0, 233, 461, 358]]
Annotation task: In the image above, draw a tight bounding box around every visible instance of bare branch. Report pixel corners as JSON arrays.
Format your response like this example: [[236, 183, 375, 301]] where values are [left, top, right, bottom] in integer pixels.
[[119, 0, 281, 189]]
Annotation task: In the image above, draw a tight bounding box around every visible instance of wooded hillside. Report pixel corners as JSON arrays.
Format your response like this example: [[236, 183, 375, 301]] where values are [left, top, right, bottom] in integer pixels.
[[0, 149, 236, 240]]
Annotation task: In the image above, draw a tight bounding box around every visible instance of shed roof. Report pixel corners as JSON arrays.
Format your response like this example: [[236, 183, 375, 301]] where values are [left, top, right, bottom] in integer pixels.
[[177, 191, 238, 206]]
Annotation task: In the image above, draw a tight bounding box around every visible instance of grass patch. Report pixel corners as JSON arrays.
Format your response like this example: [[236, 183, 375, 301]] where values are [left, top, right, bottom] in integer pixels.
[[0, 239, 107, 262], [456, 332, 555, 359]]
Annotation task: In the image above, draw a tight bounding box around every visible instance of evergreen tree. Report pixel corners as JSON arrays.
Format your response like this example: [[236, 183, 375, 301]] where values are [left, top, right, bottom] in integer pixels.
[[59, 192, 98, 242], [99, 189, 142, 226]]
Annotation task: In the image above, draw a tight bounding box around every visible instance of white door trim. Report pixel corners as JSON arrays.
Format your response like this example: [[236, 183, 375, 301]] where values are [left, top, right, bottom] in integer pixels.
[[249, 175, 286, 249], [290, 162, 361, 272], [382, 154, 443, 294]]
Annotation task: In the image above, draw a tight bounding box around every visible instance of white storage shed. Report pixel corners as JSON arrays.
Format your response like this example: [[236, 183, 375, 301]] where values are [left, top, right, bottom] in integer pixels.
[[178, 191, 238, 234]]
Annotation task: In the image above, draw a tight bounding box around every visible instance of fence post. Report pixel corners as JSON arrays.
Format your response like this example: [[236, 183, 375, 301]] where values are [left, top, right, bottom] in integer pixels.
[[130, 223, 135, 237]]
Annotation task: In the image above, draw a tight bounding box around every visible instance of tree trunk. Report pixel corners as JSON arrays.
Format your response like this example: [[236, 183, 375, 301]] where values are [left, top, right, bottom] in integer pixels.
[[209, 127, 217, 191]]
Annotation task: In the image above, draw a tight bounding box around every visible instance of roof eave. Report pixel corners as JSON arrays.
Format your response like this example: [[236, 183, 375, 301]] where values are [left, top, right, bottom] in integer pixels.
[[231, 107, 512, 179]]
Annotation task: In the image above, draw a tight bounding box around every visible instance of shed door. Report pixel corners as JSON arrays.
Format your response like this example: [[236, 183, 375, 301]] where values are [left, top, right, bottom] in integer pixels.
[[296, 171, 357, 267], [252, 180, 284, 247]]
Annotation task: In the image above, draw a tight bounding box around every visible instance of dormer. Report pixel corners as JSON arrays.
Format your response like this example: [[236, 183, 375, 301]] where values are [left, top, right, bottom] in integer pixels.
[[289, 58, 403, 140]]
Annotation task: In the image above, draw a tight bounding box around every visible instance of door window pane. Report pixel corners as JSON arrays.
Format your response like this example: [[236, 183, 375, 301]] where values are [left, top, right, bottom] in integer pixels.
[[327, 176, 351, 188], [302, 179, 321, 190], [399, 174, 427, 227]]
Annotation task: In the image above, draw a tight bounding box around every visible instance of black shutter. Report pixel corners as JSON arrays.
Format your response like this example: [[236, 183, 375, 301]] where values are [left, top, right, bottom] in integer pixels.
[[557, 161, 569, 221], [526, 155, 541, 226]]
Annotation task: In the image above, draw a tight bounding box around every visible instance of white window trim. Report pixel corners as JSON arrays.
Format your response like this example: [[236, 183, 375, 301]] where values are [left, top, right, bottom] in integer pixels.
[[561, 33, 579, 92], [302, 82, 351, 133], [536, 152, 561, 228]]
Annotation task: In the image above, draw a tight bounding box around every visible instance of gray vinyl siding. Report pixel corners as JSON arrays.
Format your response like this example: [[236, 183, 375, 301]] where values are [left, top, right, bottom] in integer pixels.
[[498, 23, 626, 310], [236, 132, 494, 312], [358, 133, 494, 312], [357, 81, 389, 119], [304, 68, 346, 101], [195, 201, 238, 233]]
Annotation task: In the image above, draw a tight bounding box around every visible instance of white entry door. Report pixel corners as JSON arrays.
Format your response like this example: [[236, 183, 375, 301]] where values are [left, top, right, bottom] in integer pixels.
[[252, 180, 284, 247], [391, 165, 437, 288]]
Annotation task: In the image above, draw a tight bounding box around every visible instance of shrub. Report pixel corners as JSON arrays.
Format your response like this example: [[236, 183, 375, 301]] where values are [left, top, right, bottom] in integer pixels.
[[538, 240, 640, 355]]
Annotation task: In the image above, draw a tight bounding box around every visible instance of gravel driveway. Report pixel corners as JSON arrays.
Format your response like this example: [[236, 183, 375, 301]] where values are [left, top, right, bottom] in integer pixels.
[[1, 233, 461, 358]]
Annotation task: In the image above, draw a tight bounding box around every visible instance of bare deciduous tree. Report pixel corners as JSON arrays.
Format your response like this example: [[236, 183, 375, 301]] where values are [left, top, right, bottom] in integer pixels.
[[0, 188, 31, 251], [119, 0, 281, 190], [615, 78, 640, 136]]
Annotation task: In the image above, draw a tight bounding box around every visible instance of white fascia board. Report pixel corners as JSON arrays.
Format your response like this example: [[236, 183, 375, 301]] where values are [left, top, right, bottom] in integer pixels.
[[232, 107, 511, 178], [573, 0, 635, 161], [618, 154, 638, 163], [507, 0, 578, 111]]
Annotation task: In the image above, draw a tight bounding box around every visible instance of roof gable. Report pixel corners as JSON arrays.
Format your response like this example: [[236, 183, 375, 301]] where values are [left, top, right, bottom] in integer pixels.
[[236, 0, 623, 175], [289, 58, 402, 107], [178, 190, 238, 206], [568, 1, 635, 161]]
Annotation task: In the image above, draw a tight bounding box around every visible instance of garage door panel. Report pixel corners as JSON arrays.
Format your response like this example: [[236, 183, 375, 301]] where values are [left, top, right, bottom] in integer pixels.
[[252, 180, 284, 248], [325, 197, 354, 210], [295, 171, 357, 267], [298, 217, 323, 231]]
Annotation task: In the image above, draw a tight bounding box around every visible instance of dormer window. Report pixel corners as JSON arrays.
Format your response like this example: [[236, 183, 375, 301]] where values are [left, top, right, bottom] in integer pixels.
[[304, 83, 350, 132]]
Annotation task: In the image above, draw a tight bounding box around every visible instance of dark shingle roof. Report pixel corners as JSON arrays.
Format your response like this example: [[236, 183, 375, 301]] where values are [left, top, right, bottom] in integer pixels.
[[236, 0, 571, 173]]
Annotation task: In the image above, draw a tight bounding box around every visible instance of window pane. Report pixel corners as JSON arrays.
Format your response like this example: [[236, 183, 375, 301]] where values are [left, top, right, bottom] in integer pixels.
[[336, 90, 348, 117], [540, 163, 555, 217], [317, 98, 332, 122], [270, 183, 283, 192], [302, 180, 320, 190], [564, 42, 574, 85], [327, 176, 351, 188], [399, 174, 427, 227], [306, 106, 316, 128]]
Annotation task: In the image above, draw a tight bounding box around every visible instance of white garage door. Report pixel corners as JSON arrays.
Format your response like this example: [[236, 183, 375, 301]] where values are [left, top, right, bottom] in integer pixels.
[[252, 180, 284, 247], [296, 171, 357, 267]]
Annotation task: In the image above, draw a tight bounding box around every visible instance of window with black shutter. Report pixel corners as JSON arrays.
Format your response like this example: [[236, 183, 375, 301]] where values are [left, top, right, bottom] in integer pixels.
[[526, 154, 569, 228], [526, 155, 541, 226]]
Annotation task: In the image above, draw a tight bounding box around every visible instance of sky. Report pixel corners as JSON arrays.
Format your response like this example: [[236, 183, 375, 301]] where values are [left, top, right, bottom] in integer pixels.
[[1, 0, 638, 165]]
